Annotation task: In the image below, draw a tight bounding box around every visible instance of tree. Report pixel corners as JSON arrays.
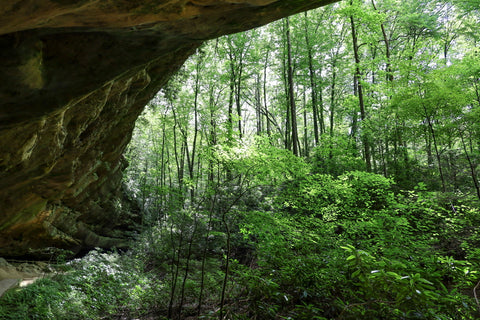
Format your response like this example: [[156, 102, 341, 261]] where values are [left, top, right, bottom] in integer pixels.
[[285, 17, 299, 156]]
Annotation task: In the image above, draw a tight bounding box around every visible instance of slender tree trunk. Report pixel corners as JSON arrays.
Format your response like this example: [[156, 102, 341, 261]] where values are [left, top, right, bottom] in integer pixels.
[[227, 36, 248, 141], [207, 86, 217, 185], [218, 181, 250, 320], [150, 124, 160, 215], [255, 74, 263, 135], [371, 0, 410, 179], [380, 141, 387, 176], [263, 48, 272, 137], [473, 78, 480, 108], [197, 193, 216, 316], [236, 55, 244, 140], [173, 109, 187, 207], [140, 155, 149, 220], [219, 211, 231, 320], [424, 107, 446, 192], [187, 57, 201, 203], [160, 118, 167, 210], [460, 130, 480, 200], [303, 89, 309, 157], [195, 135, 203, 195], [304, 12, 320, 146], [168, 218, 184, 319], [424, 124, 434, 167], [329, 57, 337, 138], [318, 72, 325, 135], [228, 52, 235, 143], [167, 145, 174, 205], [371, 0, 393, 83], [350, 4, 372, 171], [351, 72, 358, 141], [178, 211, 198, 317], [282, 34, 291, 151], [286, 17, 299, 156], [384, 133, 389, 176], [198, 171, 221, 317]]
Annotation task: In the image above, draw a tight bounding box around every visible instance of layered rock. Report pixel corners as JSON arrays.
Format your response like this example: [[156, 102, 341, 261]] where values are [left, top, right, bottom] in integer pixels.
[[0, 0, 335, 258]]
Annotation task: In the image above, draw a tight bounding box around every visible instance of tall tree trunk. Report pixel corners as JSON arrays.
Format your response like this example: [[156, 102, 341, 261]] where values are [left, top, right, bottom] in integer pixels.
[[350, 72, 359, 141], [227, 36, 248, 140], [318, 72, 325, 135], [173, 109, 186, 207], [424, 125, 434, 167], [178, 211, 198, 317], [350, 3, 372, 171], [207, 86, 217, 185], [304, 12, 320, 146], [160, 117, 167, 210], [460, 130, 480, 200], [329, 57, 336, 138], [424, 106, 446, 192], [263, 48, 272, 137], [282, 29, 291, 151], [197, 188, 217, 316], [187, 55, 201, 203], [168, 217, 184, 319], [303, 88, 309, 157], [255, 73, 263, 135], [286, 17, 299, 156], [235, 52, 244, 140], [473, 78, 480, 108], [236, 74, 243, 140], [219, 210, 231, 320], [371, 0, 393, 83], [227, 52, 235, 144]]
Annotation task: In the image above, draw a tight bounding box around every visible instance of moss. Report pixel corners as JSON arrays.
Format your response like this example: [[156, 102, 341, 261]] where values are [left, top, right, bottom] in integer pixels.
[[18, 41, 44, 90]]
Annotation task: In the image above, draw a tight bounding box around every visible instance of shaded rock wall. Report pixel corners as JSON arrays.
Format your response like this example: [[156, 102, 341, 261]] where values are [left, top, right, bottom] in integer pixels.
[[0, 0, 335, 258]]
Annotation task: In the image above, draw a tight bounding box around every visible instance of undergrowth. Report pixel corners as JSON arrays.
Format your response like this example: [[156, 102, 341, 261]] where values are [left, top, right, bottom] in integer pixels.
[[1, 172, 480, 319]]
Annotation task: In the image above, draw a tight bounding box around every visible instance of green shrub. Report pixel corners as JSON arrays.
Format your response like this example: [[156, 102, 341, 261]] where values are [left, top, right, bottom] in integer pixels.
[[338, 245, 477, 319], [311, 135, 366, 176], [338, 171, 395, 211], [278, 171, 394, 219]]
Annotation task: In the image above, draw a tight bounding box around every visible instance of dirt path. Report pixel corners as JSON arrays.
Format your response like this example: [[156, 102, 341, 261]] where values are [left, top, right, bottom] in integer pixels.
[[0, 258, 49, 297]]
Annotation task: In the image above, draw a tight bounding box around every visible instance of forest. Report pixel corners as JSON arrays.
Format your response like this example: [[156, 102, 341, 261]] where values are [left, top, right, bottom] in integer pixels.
[[1, 0, 480, 319]]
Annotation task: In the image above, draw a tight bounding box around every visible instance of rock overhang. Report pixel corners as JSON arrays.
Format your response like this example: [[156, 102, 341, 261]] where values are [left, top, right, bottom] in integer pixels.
[[0, 0, 337, 258]]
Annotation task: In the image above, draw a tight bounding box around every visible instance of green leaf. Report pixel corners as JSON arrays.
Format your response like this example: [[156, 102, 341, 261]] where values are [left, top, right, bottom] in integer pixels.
[[346, 255, 356, 261], [418, 278, 433, 285], [386, 271, 400, 279]]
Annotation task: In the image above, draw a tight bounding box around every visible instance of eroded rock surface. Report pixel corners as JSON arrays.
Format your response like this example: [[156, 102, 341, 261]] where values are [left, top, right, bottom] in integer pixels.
[[0, 0, 335, 258]]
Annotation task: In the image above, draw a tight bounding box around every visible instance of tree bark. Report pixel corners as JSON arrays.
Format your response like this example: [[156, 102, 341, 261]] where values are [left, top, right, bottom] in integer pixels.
[[304, 12, 320, 146], [350, 3, 372, 171], [286, 17, 299, 156]]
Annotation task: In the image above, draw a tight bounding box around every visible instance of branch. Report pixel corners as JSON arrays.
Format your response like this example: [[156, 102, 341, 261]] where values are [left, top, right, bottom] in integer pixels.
[[474, 278, 480, 311]]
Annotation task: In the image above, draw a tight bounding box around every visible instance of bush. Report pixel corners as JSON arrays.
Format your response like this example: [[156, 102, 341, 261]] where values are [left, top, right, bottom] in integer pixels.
[[278, 171, 395, 219], [311, 135, 366, 176], [338, 245, 477, 319]]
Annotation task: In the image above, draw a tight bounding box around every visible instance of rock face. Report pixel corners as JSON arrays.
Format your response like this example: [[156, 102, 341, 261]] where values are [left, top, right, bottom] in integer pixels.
[[0, 0, 335, 258]]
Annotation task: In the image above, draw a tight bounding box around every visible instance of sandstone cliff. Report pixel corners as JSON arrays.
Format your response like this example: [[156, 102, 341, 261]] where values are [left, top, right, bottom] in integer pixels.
[[0, 0, 335, 258]]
